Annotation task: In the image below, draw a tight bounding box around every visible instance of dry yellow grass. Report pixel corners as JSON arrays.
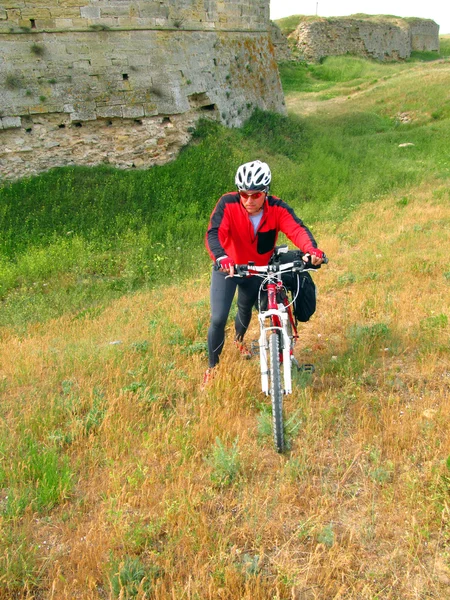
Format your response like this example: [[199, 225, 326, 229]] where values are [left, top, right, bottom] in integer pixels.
[[1, 179, 449, 598]]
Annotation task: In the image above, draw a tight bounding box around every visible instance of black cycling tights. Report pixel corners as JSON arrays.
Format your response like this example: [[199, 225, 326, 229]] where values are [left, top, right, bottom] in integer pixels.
[[207, 269, 261, 368]]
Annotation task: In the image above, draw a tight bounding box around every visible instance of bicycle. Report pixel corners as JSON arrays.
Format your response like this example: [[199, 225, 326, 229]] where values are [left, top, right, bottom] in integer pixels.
[[233, 246, 327, 453]]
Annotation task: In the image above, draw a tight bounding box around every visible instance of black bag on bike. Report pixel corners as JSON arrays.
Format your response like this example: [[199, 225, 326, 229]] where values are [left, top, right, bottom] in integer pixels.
[[277, 249, 317, 323], [282, 270, 316, 322], [256, 249, 317, 322]]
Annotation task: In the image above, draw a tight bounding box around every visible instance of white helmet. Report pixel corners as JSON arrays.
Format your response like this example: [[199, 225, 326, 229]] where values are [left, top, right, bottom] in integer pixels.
[[235, 160, 271, 191]]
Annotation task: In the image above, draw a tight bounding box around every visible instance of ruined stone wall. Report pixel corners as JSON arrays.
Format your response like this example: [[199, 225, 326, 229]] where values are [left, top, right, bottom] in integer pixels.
[[0, 1, 285, 181], [409, 19, 440, 51], [269, 21, 293, 62], [289, 16, 439, 63]]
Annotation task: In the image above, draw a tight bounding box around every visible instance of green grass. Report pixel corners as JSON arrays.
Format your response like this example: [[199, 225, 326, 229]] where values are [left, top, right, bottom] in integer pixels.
[[274, 14, 309, 37], [440, 36, 450, 55]]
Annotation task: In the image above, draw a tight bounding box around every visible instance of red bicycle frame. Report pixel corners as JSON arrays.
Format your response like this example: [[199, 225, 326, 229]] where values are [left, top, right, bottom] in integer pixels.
[[266, 279, 298, 362]]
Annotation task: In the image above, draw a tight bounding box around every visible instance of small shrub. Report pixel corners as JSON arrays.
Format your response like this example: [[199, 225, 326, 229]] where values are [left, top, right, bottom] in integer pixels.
[[207, 437, 241, 487], [420, 314, 448, 330], [5, 74, 23, 90], [348, 322, 391, 348], [370, 465, 393, 484], [337, 273, 356, 286], [109, 556, 160, 598], [88, 24, 111, 31], [317, 524, 335, 547], [30, 43, 45, 56], [3, 437, 74, 516]]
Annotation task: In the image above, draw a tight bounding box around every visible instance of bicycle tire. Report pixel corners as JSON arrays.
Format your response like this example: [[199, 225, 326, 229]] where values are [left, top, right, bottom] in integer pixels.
[[269, 332, 284, 453]]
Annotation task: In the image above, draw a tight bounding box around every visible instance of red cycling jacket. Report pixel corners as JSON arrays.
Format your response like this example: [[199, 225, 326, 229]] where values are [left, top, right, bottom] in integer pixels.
[[205, 192, 319, 266]]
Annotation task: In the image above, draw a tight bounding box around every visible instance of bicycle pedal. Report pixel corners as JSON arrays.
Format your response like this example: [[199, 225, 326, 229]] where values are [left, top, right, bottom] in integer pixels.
[[297, 363, 315, 374]]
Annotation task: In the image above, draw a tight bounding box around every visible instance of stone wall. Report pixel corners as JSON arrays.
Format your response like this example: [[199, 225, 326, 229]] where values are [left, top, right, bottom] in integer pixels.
[[0, 1, 285, 181], [269, 21, 293, 62], [409, 19, 440, 51], [289, 16, 439, 63], [0, 0, 270, 33]]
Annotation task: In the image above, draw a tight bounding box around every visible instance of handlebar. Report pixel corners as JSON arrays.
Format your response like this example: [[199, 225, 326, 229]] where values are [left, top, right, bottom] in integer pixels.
[[233, 255, 327, 278], [214, 247, 328, 276]]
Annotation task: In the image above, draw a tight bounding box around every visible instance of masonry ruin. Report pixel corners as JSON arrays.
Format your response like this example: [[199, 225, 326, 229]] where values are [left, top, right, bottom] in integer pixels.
[[0, 0, 285, 180], [286, 15, 439, 63]]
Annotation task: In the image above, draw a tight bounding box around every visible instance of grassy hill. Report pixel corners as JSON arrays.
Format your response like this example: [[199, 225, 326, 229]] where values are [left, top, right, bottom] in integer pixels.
[[0, 51, 449, 598]]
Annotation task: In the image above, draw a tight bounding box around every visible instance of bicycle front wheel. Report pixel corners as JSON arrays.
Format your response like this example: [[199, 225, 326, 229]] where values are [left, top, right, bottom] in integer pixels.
[[269, 332, 284, 453]]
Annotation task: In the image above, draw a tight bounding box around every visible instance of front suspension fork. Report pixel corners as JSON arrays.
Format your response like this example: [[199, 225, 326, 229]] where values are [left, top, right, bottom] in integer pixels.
[[258, 309, 292, 395]]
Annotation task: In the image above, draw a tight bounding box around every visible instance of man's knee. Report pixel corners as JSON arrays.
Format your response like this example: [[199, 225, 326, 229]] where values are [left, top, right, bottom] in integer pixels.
[[210, 313, 228, 331]]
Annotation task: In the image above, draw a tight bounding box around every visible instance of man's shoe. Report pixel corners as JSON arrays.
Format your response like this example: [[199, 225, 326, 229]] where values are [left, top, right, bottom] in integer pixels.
[[234, 340, 252, 359], [201, 368, 216, 390]]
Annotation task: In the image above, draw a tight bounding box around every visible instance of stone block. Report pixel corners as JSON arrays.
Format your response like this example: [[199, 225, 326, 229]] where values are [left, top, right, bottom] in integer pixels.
[[2, 116, 22, 128], [1, 0, 25, 8], [117, 18, 135, 28], [0, 9, 7, 19], [122, 105, 144, 118], [71, 18, 89, 28], [144, 103, 158, 116], [96, 105, 123, 118], [53, 18, 74, 28], [100, 5, 130, 17], [49, 7, 80, 17], [80, 6, 101, 19], [73, 59, 92, 71], [33, 19, 57, 29], [58, 0, 85, 7], [21, 8, 51, 19], [28, 105, 51, 114], [65, 44, 90, 55], [70, 110, 97, 121]]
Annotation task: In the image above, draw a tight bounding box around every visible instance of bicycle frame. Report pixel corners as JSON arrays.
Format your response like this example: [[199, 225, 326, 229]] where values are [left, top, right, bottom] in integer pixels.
[[257, 270, 298, 396], [235, 260, 301, 397]]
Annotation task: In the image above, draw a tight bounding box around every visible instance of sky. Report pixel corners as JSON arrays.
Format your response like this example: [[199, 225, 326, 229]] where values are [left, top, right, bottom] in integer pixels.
[[270, 1, 450, 34]]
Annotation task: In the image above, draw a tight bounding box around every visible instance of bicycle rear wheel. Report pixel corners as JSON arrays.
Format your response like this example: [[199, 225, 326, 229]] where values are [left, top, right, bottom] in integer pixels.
[[269, 332, 284, 453]]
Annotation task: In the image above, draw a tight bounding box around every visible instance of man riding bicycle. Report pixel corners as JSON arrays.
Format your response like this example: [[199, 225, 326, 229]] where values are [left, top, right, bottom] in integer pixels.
[[203, 160, 325, 387]]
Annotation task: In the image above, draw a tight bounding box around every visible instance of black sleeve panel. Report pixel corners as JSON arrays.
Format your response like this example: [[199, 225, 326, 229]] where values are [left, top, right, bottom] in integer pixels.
[[206, 193, 239, 261]]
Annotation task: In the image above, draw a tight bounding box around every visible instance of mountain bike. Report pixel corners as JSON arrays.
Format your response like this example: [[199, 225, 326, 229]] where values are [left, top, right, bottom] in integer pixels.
[[233, 246, 327, 453]]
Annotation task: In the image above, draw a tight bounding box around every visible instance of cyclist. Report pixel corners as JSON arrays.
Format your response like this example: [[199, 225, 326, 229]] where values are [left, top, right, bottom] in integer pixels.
[[203, 160, 325, 387]]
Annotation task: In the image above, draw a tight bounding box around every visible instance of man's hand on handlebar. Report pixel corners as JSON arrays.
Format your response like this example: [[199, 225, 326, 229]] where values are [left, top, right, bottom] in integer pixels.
[[303, 248, 326, 267], [217, 256, 235, 276]]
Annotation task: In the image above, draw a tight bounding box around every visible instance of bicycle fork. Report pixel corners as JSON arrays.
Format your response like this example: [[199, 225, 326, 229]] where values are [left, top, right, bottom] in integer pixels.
[[258, 309, 293, 396]]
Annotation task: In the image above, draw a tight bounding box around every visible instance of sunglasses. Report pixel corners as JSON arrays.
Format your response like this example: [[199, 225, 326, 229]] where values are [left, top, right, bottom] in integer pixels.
[[239, 190, 266, 199]]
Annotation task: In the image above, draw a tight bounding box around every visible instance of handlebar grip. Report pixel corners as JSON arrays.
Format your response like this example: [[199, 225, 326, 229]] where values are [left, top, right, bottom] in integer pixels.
[[234, 264, 248, 276]]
